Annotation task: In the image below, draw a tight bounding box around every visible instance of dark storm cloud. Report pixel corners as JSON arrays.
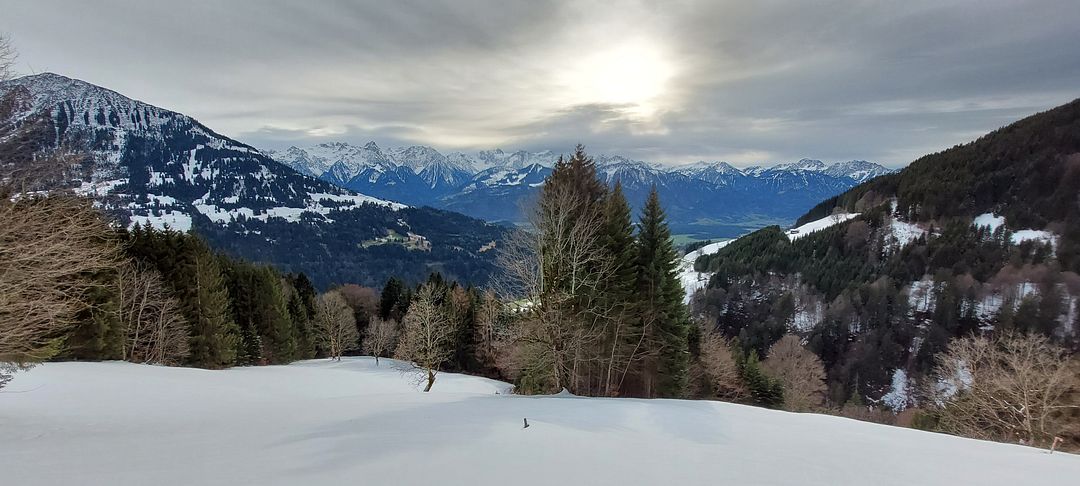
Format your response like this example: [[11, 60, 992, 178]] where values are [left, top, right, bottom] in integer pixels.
[[2, 0, 1078, 166]]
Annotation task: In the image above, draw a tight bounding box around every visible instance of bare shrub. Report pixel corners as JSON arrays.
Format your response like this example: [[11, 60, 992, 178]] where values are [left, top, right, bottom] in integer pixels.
[[763, 334, 828, 412], [698, 332, 747, 402], [927, 332, 1079, 448]]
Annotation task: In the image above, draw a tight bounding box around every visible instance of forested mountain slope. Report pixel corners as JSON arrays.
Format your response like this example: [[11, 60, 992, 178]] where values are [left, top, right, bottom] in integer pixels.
[[799, 98, 1080, 270], [692, 98, 1080, 412]]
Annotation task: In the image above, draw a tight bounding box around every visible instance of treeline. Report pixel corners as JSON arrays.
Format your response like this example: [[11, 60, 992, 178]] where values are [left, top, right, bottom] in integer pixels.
[[60, 225, 320, 367]]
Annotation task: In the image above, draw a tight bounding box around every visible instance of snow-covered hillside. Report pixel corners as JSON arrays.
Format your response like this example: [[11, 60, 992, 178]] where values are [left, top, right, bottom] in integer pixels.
[[680, 240, 734, 303], [0, 73, 403, 230], [786, 213, 861, 241], [2, 360, 1077, 485]]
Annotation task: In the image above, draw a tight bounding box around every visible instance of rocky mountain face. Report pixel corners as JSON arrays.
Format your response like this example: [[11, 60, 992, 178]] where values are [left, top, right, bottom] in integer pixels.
[[0, 73, 505, 288]]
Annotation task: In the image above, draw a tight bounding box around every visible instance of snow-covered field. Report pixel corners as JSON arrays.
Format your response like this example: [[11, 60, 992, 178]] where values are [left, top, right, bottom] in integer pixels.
[[3, 359, 1077, 485]]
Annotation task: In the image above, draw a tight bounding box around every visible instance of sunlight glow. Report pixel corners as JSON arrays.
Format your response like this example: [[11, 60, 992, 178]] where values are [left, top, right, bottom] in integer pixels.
[[558, 39, 676, 119]]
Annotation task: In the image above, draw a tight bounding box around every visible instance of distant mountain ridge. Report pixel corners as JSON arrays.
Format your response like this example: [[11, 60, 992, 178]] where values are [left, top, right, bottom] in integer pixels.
[[0, 73, 505, 288], [269, 143, 893, 237]]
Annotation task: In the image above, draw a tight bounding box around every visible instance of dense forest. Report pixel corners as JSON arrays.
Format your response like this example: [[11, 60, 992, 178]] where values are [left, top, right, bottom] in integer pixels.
[[799, 97, 1080, 272], [690, 99, 1080, 447]]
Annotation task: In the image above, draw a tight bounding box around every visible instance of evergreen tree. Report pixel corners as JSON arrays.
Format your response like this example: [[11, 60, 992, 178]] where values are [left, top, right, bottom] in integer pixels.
[[737, 350, 785, 408], [598, 181, 639, 395], [219, 257, 262, 365], [634, 186, 690, 398], [380, 277, 408, 321], [285, 273, 318, 360], [186, 250, 240, 368], [222, 262, 296, 364], [62, 271, 124, 361]]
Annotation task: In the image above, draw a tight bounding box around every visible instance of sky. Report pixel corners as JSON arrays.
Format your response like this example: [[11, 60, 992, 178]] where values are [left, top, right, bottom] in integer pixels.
[[2, 0, 1079, 167]]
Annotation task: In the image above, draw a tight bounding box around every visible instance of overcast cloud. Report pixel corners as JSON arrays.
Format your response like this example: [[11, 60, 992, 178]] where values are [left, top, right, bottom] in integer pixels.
[[2, 0, 1078, 167]]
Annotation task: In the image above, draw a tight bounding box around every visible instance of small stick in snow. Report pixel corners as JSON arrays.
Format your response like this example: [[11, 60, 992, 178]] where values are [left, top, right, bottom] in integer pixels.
[[523, 418, 529, 429], [1050, 436, 1063, 454]]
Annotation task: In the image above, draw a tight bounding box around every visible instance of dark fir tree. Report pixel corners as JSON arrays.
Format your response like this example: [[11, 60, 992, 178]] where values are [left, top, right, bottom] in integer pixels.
[[186, 249, 240, 368], [286, 273, 318, 360], [635, 186, 690, 398], [599, 181, 640, 395]]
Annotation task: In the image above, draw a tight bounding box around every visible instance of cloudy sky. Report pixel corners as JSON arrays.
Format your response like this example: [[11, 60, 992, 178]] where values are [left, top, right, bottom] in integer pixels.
[[2, 0, 1079, 167]]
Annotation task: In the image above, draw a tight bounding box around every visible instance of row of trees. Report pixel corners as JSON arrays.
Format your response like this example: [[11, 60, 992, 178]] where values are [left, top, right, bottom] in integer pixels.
[[58, 225, 359, 370]]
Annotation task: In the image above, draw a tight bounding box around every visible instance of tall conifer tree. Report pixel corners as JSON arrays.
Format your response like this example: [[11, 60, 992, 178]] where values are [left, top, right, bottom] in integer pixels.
[[186, 249, 240, 368], [635, 186, 690, 397], [599, 181, 640, 395]]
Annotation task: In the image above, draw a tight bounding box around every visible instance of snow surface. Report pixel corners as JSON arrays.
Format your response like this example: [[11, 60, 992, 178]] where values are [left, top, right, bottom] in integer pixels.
[[3, 359, 1078, 485], [888, 219, 926, 249], [127, 211, 193, 232], [1011, 229, 1057, 248], [973, 214, 1057, 249], [786, 213, 860, 241], [679, 240, 734, 303], [974, 213, 1006, 232]]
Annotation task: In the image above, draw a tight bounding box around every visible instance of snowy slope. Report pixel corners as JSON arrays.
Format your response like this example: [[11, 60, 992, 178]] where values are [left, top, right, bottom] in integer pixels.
[[2, 360, 1077, 486], [974, 213, 1058, 248], [680, 240, 735, 303], [786, 213, 861, 241], [0, 73, 403, 229]]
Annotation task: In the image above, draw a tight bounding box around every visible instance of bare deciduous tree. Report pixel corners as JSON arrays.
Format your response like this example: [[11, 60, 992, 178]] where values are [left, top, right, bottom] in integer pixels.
[[115, 262, 191, 365], [0, 34, 15, 82], [927, 332, 1079, 448], [395, 283, 454, 392], [698, 332, 747, 402], [0, 195, 117, 381], [363, 316, 398, 366], [496, 184, 617, 394], [762, 334, 827, 412], [315, 290, 358, 360], [472, 290, 505, 372]]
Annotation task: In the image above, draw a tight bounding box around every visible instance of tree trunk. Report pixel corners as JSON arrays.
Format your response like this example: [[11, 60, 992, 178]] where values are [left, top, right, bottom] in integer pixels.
[[423, 368, 435, 392]]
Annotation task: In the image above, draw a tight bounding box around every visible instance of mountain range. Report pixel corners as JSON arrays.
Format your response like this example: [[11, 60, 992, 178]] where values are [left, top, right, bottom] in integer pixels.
[[0, 71, 889, 289], [0, 73, 505, 288], [267, 143, 892, 238]]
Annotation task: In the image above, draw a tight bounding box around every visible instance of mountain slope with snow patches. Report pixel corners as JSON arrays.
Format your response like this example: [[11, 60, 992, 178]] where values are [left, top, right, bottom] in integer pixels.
[[0, 73, 505, 288]]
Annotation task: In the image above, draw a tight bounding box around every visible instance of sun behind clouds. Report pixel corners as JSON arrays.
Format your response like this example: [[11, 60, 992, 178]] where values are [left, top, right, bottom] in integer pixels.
[[557, 38, 676, 119]]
